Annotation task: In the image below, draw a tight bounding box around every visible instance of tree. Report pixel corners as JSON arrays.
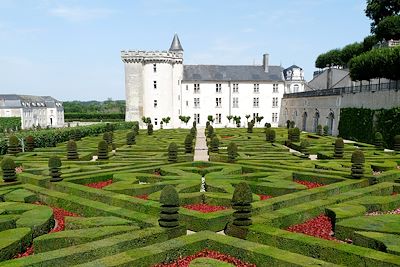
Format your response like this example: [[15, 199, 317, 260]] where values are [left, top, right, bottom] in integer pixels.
[[158, 185, 180, 228], [334, 138, 344, 158], [256, 116, 264, 125], [227, 142, 238, 163], [363, 35, 379, 51], [141, 116, 151, 125], [184, 134, 193, 153], [67, 140, 79, 160], [179, 116, 191, 125], [315, 49, 344, 69], [231, 182, 253, 227], [245, 115, 251, 122], [207, 115, 214, 123], [162, 117, 171, 126], [48, 156, 62, 182], [233, 116, 241, 128], [340, 42, 364, 67], [168, 142, 178, 163], [365, 0, 400, 29], [226, 115, 233, 124], [374, 15, 400, 41], [97, 140, 109, 160], [351, 150, 365, 179]]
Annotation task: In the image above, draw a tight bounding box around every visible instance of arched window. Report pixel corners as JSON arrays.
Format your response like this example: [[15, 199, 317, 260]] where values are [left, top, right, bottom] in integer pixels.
[[293, 84, 299, 92]]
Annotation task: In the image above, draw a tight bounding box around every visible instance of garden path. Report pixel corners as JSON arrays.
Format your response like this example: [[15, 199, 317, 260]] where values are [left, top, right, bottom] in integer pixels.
[[194, 127, 209, 161]]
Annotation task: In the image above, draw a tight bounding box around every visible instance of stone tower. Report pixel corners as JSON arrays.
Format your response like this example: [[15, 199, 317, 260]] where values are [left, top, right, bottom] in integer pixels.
[[121, 34, 184, 127]]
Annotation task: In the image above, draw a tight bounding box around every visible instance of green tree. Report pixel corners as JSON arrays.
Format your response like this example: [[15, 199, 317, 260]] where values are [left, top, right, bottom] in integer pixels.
[[374, 15, 400, 40], [365, 0, 400, 29]]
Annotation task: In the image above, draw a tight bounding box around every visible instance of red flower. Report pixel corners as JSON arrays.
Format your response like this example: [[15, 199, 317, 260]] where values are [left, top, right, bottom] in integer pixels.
[[183, 203, 228, 213], [294, 180, 324, 189], [257, 194, 273, 201], [286, 214, 337, 241], [134, 194, 149, 200], [85, 179, 113, 189]]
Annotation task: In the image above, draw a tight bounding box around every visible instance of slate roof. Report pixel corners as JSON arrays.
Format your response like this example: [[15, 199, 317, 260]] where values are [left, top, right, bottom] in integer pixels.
[[183, 65, 284, 82], [0, 94, 62, 109], [169, 34, 184, 52]]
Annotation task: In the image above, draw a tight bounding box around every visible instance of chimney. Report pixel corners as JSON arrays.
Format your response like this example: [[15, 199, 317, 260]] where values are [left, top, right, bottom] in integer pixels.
[[263, 53, 269, 72]]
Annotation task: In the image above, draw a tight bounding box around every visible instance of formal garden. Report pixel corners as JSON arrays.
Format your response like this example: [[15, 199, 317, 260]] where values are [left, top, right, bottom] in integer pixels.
[[0, 122, 399, 266]]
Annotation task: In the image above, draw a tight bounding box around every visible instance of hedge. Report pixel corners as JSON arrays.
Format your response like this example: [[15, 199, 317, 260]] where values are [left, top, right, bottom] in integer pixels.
[[64, 113, 125, 122], [0, 118, 21, 132]]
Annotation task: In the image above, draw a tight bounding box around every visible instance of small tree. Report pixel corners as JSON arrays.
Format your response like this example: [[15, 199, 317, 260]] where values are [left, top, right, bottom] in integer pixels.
[[233, 116, 241, 128], [158, 185, 180, 228], [232, 182, 252, 227], [334, 138, 344, 158], [323, 125, 329, 136], [266, 128, 276, 143], [192, 121, 197, 129], [184, 135, 193, 154], [207, 125, 214, 138], [256, 116, 264, 125], [245, 115, 251, 122], [7, 135, 20, 155], [286, 120, 290, 129], [227, 142, 238, 163], [97, 140, 109, 160], [147, 123, 153, 135], [300, 140, 310, 157], [67, 140, 79, 160], [126, 132, 136, 145], [317, 125, 323, 136], [394, 135, 400, 151], [162, 117, 171, 127], [25, 135, 35, 152], [1, 157, 17, 182], [226, 115, 233, 124], [48, 156, 62, 182], [132, 123, 139, 135], [247, 121, 254, 133], [179, 116, 191, 125], [265, 122, 271, 128], [168, 142, 178, 163], [374, 132, 384, 150], [351, 150, 365, 179], [207, 115, 214, 124], [210, 136, 219, 153], [141, 116, 151, 126]]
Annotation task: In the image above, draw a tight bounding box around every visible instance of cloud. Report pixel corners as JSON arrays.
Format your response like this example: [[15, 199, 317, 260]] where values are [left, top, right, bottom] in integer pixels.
[[49, 6, 115, 22]]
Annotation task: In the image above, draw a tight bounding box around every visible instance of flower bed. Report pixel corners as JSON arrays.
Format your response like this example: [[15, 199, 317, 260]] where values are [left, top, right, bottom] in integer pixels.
[[183, 203, 228, 213], [134, 194, 149, 200], [85, 179, 113, 189], [153, 249, 255, 267], [257, 194, 273, 201], [366, 207, 400, 216], [221, 135, 234, 139], [294, 180, 324, 189], [286, 214, 337, 241]]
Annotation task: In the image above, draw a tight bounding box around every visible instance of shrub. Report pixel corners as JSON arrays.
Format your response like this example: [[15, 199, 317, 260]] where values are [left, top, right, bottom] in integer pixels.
[[159, 185, 180, 228], [103, 132, 113, 145], [147, 123, 153, 135], [190, 127, 197, 139], [67, 140, 79, 160], [192, 121, 197, 129], [70, 129, 82, 141], [265, 128, 276, 143], [184, 135, 193, 154], [126, 132, 135, 145], [97, 140, 109, 160], [247, 121, 254, 133], [207, 125, 214, 138], [351, 150, 365, 179], [1, 157, 17, 182], [227, 142, 238, 163], [105, 123, 114, 132], [7, 135, 20, 155], [374, 132, 384, 150], [334, 138, 344, 158], [290, 127, 300, 142], [323, 125, 329, 136], [25, 135, 35, 152], [300, 140, 310, 156], [48, 156, 62, 182], [265, 122, 271, 128], [286, 120, 290, 129], [132, 123, 139, 136], [394, 135, 400, 151], [289, 121, 295, 128], [232, 182, 252, 227], [317, 125, 323, 136], [210, 136, 219, 153], [168, 142, 178, 163], [205, 121, 210, 129]]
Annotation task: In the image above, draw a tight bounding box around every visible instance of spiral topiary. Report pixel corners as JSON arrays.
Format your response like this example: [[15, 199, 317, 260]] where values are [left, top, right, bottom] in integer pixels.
[[184, 135, 193, 154], [232, 182, 253, 227], [25, 135, 35, 152], [300, 139, 310, 157], [147, 123, 153, 135], [97, 140, 109, 160], [1, 157, 17, 182], [158, 185, 180, 228], [334, 138, 344, 158], [394, 135, 400, 152], [227, 142, 238, 163], [67, 140, 79, 160], [7, 135, 20, 155], [317, 125, 323, 136], [168, 142, 178, 163], [207, 125, 214, 138], [290, 127, 300, 142], [351, 149, 365, 179], [374, 132, 384, 150], [265, 128, 276, 143], [323, 125, 329, 136], [210, 136, 219, 153], [48, 156, 62, 182], [126, 132, 136, 145]]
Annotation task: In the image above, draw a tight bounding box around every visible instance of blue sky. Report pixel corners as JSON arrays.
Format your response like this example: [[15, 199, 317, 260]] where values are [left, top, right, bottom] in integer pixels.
[[0, 0, 371, 101]]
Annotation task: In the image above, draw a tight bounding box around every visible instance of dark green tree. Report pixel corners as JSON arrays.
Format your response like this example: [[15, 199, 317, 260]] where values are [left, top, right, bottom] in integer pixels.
[[317, 125, 323, 136], [48, 156, 62, 182], [158, 185, 180, 228], [1, 157, 17, 182], [210, 136, 219, 153], [334, 138, 344, 158], [351, 150, 365, 179], [394, 135, 400, 151], [323, 125, 329, 136], [7, 135, 20, 155], [184, 135, 193, 154], [247, 121, 254, 133], [290, 127, 300, 142], [168, 142, 178, 163], [147, 123, 153, 135], [67, 140, 79, 160], [227, 142, 238, 163], [126, 132, 136, 145], [365, 0, 400, 29], [25, 135, 35, 152], [300, 140, 310, 157], [97, 140, 109, 160]]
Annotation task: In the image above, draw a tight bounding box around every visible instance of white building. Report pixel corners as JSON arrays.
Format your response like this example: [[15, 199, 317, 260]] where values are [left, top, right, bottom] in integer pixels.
[[0, 94, 64, 129], [122, 34, 305, 128]]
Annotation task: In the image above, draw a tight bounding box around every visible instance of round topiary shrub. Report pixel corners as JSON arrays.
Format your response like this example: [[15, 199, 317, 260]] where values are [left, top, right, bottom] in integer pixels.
[[168, 142, 178, 163], [227, 142, 238, 163], [25, 135, 35, 152], [317, 125, 323, 136], [374, 132, 384, 150], [290, 127, 300, 142], [394, 135, 400, 152], [184, 135, 193, 154], [67, 140, 79, 160], [334, 138, 344, 158], [300, 139, 310, 156], [265, 122, 271, 128], [126, 132, 136, 145], [351, 150, 365, 179], [48, 156, 62, 182], [7, 135, 20, 155], [247, 121, 254, 133], [1, 157, 17, 182], [265, 128, 276, 143], [159, 185, 180, 228], [210, 136, 219, 153], [147, 123, 153, 135], [232, 182, 253, 227], [97, 140, 109, 160]]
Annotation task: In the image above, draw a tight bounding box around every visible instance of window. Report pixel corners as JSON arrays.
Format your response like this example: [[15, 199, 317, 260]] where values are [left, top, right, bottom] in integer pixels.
[[253, 97, 259, 108], [216, 84, 221, 93], [186, 100, 189, 107], [186, 85, 188, 91], [154, 118, 158, 125], [272, 97, 279, 107], [293, 84, 299, 92], [194, 84, 200, 93], [272, 113, 278, 123], [154, 100, 157, 108], [254, 84, 259, 93], [233, 97, 239, 108], [216, 97, 222, 107], [273, 83, 279, 93], [215, 113, 222, 124], [153, 64, 157, 73], [233, 83, 239, 93], [194, 98, 200, 108], [194, 114, 200, 124], [153, 81, 157, 89], [253, 113, 259, 119]]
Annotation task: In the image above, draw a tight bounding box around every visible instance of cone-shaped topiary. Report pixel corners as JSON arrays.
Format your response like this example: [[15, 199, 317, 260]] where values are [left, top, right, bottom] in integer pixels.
[[300, 139, 310, 157], [48, 156, 62, 182], [184, 135, 193, 154], [168, 142, 178, 163], [126, 132, 136, 145], [192, 121, 197, 129], [374, 132, 384, 150], [317, 125, 323, 136], [1, 157, 17, 182], [232, 182, 253, 227], [323, 125, 329, 136], [67, 140, 79, 160], [25, 135, 35, 152], [210, 136, 219, 153], [351, 150, 365, 179], [247, 121, 254, 133], [97, 140, 109, 160], [334, 138, 344, 158], [190, 127, 197, 139], [207, 125, 214, 138], [7, 135, 20, 155], [265, 128, 276, 143], [132, 123, 139, 136], [147, 123, 153, 135], [159, 185, 180, 228], [290, 127, 300, 142], [394, 135, 400, 152], [227, 142, 238, 163]]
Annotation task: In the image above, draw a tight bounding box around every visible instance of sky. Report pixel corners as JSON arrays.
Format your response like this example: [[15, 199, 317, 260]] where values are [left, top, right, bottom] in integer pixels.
[[0, 0, 371, 101]]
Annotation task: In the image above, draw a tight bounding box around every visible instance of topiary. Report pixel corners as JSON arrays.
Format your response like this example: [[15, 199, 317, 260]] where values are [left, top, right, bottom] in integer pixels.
[[168, 142, 178, 163], [184, 135, 193, 154], [126, 132, 136, 145], [67, 140, 79, 160], [232, 182, 252, 227], [103, 132, 113, 145], [317, 125, 323, 136], [48, 156, 62, 182], [132, 123, 139, 136], [265, 122, 271, 128], [227, 142, 238, 163], [190, 127, 197, 139], [105, 123, 114, 132], [158, 185, 180, 228], [300, 139, 310, 157], [207, 125, 214, 138], [247, 121, 254, 133], [374, 132, 384, 150], [25, 135, 35, 152], [97, 140, 109, 160], [286, 120, 290, 129], [210, 136, 219, 153], [7, 135, 20, 155], [334, 138, 344, 158], [290, 127, 300, 142], [289, 121, 295, 128], [205, 121, 210, 130], [323, 125, 329, 136], [147, 123, 153, 135], [192, 121, 197, 129], [265, 128, 276, 143], [394, 135, 400, 152], [1, 157, 17, 182], [351, 150, 365, 179]]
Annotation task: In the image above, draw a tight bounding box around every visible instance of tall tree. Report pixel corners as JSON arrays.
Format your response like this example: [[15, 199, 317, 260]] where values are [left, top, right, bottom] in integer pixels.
[[365, 0, 400, 29]]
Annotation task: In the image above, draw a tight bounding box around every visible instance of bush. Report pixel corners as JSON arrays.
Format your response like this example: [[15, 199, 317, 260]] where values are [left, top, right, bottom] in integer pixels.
[[132, 122, 139, 136], [159, 185, 180, 228], [247, 122, 254, 133], [290, 128, 300, 142], [394, 135, 400, 151], [126, 132, 135, 145], [334, 138, 344, 158], [25, 135, 35, 152], [184, 135, 193, 154], [67, 140, 79, 160], [232, 182, 252, 227], [192, 121, 197, 129], [286, 120, 290, 129], [207, 125, 214, 138], [97, 140, 109, 160], [317, 125, 323, 136], [300, 140, 310, 156], [190, 127, 197, 139], [265, 123, 271, 128], [7, 135, 20, 155], [168, 142, 178, 163], [265, 128, 276, 143], [1, 157, 17, 182], [351, 150, 365, 179], [374, 132, 384, 150], [227, 142, 238, 163], [323, 125, 329, 136], [210, 136, 219, 153], [147, 123, 153, 135], [48, 156, 62, 182]]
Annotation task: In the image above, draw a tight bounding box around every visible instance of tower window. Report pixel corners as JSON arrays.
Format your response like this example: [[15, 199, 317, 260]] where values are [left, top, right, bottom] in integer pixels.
[[253, 97, 259, 107], [233, 83, 239, 93], [153, 64, 157, 72], [273, 84, 279, 93], [254, 84, 259, 93], [216, 84, 221, 93], [216, 98, 222, 107], [154, 81, 157, 89], [154, 100, 158, 108]]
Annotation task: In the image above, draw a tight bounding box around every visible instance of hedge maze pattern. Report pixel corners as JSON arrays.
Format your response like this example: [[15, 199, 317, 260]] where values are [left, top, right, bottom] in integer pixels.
[[0, 126, 400, 266]]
